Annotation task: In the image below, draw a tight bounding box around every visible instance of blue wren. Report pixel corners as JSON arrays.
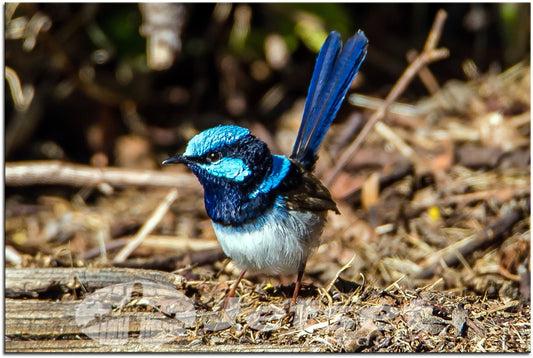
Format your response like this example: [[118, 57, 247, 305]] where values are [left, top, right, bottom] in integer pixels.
[[163, 30, 368, 305]]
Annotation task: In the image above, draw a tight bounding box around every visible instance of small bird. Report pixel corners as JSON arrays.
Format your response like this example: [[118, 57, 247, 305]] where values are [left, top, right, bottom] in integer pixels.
[[163, 30, 368, 305]]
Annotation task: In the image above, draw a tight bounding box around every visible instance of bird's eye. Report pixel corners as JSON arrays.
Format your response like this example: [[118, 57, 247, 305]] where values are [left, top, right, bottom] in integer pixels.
[[205, 152, 222, 163]]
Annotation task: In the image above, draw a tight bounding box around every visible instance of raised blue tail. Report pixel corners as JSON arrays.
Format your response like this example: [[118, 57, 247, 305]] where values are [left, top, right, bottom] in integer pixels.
[[291, 30, 368, 170]]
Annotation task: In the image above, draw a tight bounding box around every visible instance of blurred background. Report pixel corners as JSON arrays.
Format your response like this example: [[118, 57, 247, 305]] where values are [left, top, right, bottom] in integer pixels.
[[5, 3, 530, 165]]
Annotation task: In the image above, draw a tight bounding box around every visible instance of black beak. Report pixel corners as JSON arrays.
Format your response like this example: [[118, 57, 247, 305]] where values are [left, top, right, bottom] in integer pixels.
[[162, 154, 188, 165]]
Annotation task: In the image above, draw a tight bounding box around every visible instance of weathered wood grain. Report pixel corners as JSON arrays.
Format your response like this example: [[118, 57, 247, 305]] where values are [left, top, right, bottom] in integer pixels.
[[5, 267, 186, 298], [6, 340, 315, 353]]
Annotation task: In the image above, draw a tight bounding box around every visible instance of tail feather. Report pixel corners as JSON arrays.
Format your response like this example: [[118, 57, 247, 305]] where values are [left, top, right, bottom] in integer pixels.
[[291, 30, 368, 170]]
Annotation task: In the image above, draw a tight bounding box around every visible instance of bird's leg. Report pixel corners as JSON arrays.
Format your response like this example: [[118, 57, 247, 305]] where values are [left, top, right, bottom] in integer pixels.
[[290, 266, 306, 306], [223, 269, 247, 308]]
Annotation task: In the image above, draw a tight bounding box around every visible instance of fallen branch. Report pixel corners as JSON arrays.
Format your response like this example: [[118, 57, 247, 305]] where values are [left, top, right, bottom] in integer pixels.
[[410, 187, 530, 212], [6, 160, 198, 190], [325, 9, 450, 187], [414, 208, 524, 279]]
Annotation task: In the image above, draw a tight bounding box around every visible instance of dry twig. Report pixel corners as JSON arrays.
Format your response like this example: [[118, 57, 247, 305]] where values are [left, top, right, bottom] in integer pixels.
[[406, 49, 440, 94], [325, 9, 450, 186], [82, 235, 220, 260], [114, 188, 179, 262]]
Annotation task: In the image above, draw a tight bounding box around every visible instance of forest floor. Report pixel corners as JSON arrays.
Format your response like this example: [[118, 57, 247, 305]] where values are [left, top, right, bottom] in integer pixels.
[[5, 60, 530, 352]]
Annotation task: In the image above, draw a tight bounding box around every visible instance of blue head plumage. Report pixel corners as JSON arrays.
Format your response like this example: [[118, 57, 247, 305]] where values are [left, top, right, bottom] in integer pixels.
[[165, 125, 285, 225], [183, 125, 251, 157]]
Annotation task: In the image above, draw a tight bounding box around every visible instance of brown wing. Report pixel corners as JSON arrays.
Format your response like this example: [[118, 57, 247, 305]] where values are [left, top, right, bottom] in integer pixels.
[[283, 165, 339, 214]]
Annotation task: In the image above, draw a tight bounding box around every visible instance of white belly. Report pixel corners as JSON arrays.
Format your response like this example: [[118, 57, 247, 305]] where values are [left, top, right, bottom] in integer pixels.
[[212, 205, 326, 275]]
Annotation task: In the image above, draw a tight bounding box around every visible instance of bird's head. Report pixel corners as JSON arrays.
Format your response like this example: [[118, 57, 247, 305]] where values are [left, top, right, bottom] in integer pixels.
[[163, 125, 273, 192]]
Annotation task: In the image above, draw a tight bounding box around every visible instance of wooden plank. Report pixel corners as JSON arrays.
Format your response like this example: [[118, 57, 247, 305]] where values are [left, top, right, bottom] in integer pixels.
[[6, 299, 80, 337], [5, 340, 316, 352], [5, 299, 321, 352], [5, 267, 186, 298], [5, 299, 182, 337]]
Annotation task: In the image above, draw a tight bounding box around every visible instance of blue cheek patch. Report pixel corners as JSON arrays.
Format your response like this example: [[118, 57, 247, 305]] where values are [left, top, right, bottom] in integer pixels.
[[197, 157, 251, 182], [249, 155, 291, 199]]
